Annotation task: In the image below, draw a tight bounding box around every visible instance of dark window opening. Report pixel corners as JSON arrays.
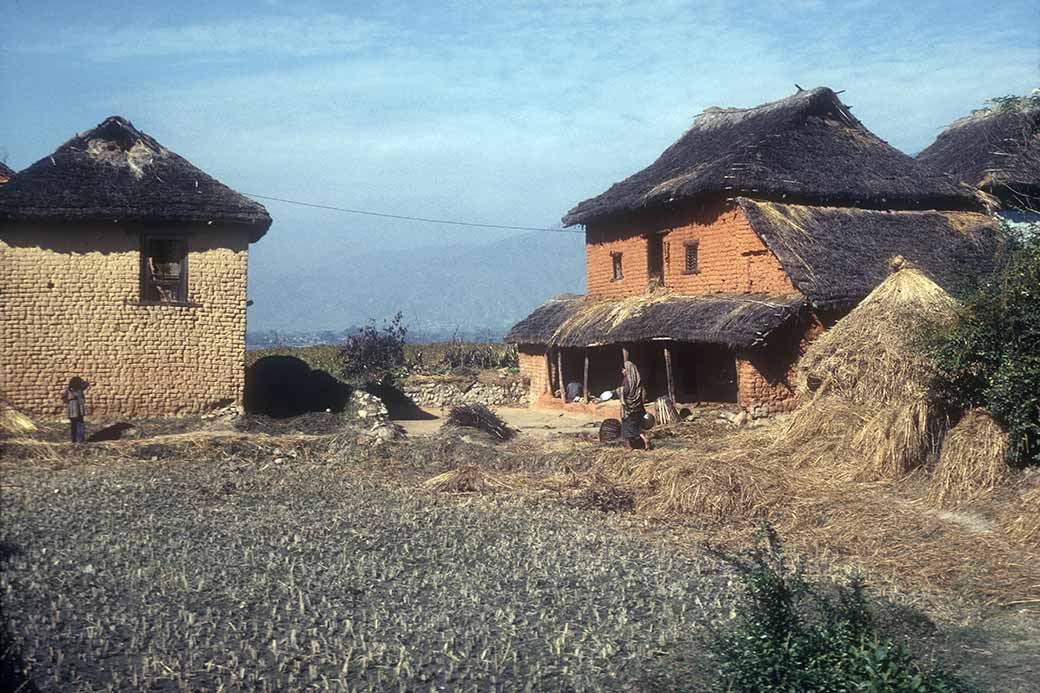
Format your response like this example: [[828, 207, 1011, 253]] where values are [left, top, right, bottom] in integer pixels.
[[684, 241, 699, 274], [611, 252, 623, 281], [647, 233, 664, 284], [141, 236, 188, 303]]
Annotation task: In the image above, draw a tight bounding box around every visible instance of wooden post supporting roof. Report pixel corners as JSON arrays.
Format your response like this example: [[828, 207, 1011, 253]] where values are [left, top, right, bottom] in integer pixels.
[[622, 346, 629, 362], [664, 343, 675, 403], [583, 350, 590, 403], [544, 350, 553, 397], [557, 349, 567, 404]]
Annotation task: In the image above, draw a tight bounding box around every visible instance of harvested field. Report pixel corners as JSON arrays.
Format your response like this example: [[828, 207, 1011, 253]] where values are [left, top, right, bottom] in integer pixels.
[[1, 439, 742, 691]]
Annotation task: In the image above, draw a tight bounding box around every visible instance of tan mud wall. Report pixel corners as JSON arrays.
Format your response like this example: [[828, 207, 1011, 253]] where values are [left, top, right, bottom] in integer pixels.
[[518, 345, 549, 404], [1, 224, 250, 419]]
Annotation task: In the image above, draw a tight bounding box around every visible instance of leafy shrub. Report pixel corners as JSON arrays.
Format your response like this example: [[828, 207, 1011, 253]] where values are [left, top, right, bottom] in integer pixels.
[[709, 525, 961, 692], [339, 312, 408, 382], [930, 232, 1040, 465]]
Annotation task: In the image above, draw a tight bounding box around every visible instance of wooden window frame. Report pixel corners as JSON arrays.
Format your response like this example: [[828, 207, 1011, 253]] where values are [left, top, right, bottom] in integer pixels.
[[139, 234, 189, 305], [610, 252, 624, 281], [683, 240, 700, 275]]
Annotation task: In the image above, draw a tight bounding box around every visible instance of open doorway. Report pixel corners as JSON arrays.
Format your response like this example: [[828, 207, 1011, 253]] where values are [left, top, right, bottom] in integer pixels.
[[672, 343, 738, 403]]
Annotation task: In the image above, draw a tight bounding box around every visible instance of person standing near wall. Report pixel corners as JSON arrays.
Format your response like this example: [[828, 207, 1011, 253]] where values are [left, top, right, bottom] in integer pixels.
[[62, 377, 89, 443], [619, 361, 651, 450]]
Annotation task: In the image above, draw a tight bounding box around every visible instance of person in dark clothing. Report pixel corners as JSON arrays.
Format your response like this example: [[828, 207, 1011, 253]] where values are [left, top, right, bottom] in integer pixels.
[[565, 381, 584, 403], [618, 361, 650, 450], [62, 377, 89, 443]]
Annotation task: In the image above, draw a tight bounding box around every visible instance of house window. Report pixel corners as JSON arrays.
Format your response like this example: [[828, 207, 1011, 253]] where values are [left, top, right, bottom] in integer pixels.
[[141, 236, 188, 303], [684, 241, 699, 274], [611, 252, 623, 281]]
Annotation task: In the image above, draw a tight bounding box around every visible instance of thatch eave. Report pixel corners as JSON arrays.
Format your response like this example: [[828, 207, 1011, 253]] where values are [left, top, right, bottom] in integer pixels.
[[506, 293, 807, 350]]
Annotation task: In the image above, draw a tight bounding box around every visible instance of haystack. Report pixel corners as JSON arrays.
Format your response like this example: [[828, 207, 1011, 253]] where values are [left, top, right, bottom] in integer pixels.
[[798, 259, 959, 404], [778, 262, 959, 480], [444, 404, 514, 441], [0, 399, 37, 436], [927, 409, 1009, 506]]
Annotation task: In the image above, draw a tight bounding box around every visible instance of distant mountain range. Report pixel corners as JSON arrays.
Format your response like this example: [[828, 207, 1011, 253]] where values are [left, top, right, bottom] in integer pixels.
[[246, 231, 586, 344]]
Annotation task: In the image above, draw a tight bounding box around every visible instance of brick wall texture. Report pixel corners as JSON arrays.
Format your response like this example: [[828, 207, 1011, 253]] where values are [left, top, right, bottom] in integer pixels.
[[585, 202, 796, 299], [1, 224, 250, 419]]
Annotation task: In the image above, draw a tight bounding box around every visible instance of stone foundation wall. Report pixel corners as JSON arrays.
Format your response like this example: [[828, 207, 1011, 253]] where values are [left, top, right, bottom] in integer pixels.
[[402, 375, 527, 409], [0, 223, 250, 419]]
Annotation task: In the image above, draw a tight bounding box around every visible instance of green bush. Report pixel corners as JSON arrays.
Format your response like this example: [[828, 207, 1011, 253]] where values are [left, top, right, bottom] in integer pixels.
[[709, 525, 961, 692], [930, 231, 1040, 465]]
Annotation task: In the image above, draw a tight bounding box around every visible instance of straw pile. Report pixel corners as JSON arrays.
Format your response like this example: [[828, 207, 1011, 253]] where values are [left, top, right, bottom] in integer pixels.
[[444, 404, 514, 441], [927, 409, 1010, 506], [777, 263, 958, 480], [0, 399, 37, 436], [423, 465, 513, 493]]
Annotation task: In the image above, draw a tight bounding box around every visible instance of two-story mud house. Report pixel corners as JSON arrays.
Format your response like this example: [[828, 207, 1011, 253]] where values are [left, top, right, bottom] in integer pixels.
[[507, 88, 1003, 412], [0, 117, 271, 418]]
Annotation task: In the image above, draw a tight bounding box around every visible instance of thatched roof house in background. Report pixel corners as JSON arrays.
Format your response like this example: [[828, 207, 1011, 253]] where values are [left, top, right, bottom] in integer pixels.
[[508, 87, 1003, 413], [917, 98, 1039, 213], [0, 116, 272, 418]]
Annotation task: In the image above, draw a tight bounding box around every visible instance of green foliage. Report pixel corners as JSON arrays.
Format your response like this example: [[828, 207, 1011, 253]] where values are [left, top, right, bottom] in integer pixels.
[[710, 525, 961, 692], [985, 91, 1040, 113], [338, 312, 408, 382], [930, 232, 1040, 465]]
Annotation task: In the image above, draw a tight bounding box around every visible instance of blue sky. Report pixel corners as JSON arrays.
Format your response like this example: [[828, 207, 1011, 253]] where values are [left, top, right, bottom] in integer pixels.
[[2, 0, 1038, 322]]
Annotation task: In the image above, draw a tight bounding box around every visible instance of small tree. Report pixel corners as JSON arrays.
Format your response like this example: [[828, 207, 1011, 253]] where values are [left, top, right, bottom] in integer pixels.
[[339, 312, 408, 383], [930, 231, 1040, 465]]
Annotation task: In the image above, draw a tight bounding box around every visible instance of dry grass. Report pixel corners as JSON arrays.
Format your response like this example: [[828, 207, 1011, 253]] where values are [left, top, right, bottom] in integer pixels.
[[1001, 483, 1040, 550], [850, 399, 942, 482], [928, 409, 1010, 507], [0, 401, 37, 435], [423, 465, 514, 493]]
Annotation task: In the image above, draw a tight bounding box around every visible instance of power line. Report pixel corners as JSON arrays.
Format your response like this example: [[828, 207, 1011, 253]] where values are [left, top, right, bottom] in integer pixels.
[[243, 192, 583, 234]]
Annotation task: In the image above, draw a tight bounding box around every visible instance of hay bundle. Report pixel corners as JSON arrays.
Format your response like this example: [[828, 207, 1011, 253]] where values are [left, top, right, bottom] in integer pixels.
[[850, 398, 940, 481], [422, 465, 512, 493], [0, 400, 37, 436], [1002, 484, 1040, 549], [927, 409, 1009, 506], [445, 404, 514, 441], [798, 263, 959, 405]]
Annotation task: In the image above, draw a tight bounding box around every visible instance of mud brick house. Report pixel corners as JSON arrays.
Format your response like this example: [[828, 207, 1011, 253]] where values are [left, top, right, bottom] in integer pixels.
[[917, 98, 1039, 225], [507, 88, 1003, 413], [0, 116, 271, 418]]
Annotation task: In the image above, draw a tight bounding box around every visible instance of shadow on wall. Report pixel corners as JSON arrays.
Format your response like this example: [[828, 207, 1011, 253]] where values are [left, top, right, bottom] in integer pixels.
[[363, 382, 437, 421], [244, 356, 352, 418]]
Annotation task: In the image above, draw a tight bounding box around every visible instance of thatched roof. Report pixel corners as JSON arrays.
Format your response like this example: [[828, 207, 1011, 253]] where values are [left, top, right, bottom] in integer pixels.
[[917, 102, 1039, 210], [739, 199, 1003, 310], [0, 116, 271, 241], [505, 293, 806, 348], [0, 161, 14, 182], [564, 88, 973, 226]]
